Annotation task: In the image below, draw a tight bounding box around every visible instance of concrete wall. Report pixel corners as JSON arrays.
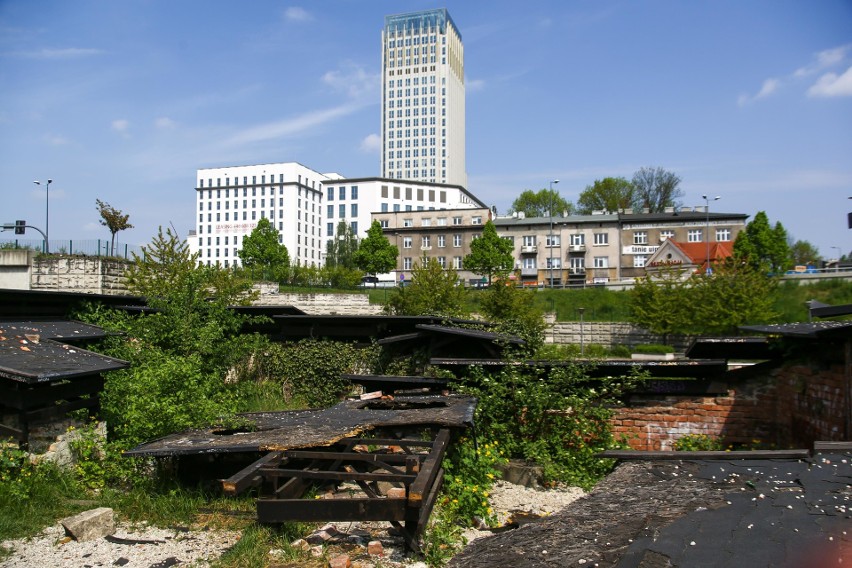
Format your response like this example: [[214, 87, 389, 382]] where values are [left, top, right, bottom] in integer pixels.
[[253, 286, 384, 315], [610, 338, 850, 450], [547, 320, 689, 350], [31, 256, 129, 295], [0, 250, 35, 290]]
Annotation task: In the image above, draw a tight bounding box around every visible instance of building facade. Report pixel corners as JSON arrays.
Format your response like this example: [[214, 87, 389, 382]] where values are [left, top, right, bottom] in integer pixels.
[[381, 9, 467, 188], [193, 162, 333, 268], [373, 207, 492, 283]]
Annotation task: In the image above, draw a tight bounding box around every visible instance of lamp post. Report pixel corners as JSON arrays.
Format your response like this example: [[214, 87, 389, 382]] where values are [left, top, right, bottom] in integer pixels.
[[549, 179, 559, 288], [33, 179, 52, 253], [702, 194, 720, 274]]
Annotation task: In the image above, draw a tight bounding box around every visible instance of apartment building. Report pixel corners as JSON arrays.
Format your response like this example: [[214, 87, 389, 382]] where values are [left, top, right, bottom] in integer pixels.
[[373, 207, 492, 283]]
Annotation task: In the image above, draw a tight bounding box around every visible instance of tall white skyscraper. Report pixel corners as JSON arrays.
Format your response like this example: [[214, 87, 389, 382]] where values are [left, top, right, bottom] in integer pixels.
[[381, 9, 467, 189]]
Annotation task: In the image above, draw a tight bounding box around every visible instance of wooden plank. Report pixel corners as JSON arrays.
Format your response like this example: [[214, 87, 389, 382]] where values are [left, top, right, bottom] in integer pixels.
[[813, 441, 852, 451], [597, 449, 810, 460], [221, 452, 284, 496], [407, 429, 450, 506], [259, 467, 417, 484], [284, 450, 426, 466], [344, 437, 435, 447], [257, 497, 408, 523]]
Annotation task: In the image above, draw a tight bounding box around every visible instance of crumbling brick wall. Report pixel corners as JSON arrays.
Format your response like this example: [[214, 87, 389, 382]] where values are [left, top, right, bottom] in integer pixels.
[[610, 338, 850, 450]]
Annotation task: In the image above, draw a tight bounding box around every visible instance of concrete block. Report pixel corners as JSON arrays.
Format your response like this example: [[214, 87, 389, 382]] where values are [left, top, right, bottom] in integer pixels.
[[60, 507, 115, 541]]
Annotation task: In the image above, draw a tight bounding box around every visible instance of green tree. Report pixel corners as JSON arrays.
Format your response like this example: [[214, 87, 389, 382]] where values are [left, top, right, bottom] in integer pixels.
[[385, 257, 468, 317], [576, 177, 637, 214], [690, 259, 778, 335], [478, 278, 547, 355], [628, 266, 690, 343], [238, 217, 290, 279], [510, 188, 574, 218], [631, 167, 683, 212], [325, 221, 359, 269], [95, 199, 134, 256], [464, 220, 514, 285], [789, 239, 821, 266], [733, 211, 793, 273], [353, 220, 398, 283]]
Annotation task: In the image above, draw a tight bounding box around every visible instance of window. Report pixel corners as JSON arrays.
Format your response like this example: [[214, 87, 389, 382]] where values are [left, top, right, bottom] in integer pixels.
[[633, 231, 648, 245], [523, 235, 536, 247], [327, 187, 334, 201], [381, 203, 389, 212], [453, 256, 463, 269], [688, 229, 703, 242], [351, 186, 358, 199], [660, 230, 675, 241], [422, 218, 431, 226], [380, 220, 389, 228], [716, 228, 731, 241], [339, 187, 345, 200], [593, 233, 608, 245], [523, 257, 536, 269], [593, 256, 609, 268], [452, 216, 462, 225], [546, 235, 560, 247], [403, 218, 413, 227], [471, 216, 482, 225], [403, 257, 412, 270], [339, 204, 345, 218], [327, 223, 334, 237], [437, 256, 446, 268], [437, 217, 447, 226], [570, 257, 585, 270], [570, 234, 585, 246], [437, 235, 446, 248], [327, 205, 333, 218], [381, 185, 388, 198], [546, 257, 561, 269], [453, 234, 462, 247], [634, 255, 647, 268], [351, 204, 358, 217], [403, 237, 412, 249], [351, 221, 358, 234]]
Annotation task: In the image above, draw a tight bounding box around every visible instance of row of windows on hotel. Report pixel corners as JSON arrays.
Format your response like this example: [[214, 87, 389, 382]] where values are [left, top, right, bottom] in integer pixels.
[[198, 176, 320, 190]]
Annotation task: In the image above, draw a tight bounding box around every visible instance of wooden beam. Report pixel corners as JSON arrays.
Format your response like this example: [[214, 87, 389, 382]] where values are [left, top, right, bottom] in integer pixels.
[[221, 452, 284, 496], [257, 497, 408, 523]]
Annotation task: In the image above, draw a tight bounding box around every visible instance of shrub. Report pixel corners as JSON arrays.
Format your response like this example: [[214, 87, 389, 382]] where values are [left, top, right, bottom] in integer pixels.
[[632, 343, 675, 355], [673, 434, 724, 451], [441, 437, 506, 526]]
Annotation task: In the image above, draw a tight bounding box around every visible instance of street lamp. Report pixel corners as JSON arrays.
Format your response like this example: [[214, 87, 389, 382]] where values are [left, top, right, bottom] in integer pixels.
[[702, 194, 720, 274], [33, 179, 52, 253], [549, 179, 559, 288]]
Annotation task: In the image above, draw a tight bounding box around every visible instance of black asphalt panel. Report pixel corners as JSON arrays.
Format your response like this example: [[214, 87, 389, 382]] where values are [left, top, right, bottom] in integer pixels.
[[125, 394, 477, 457], [0, 321, 128, 383], [0, 320, 112, 341], [451, 455, 850, 568]]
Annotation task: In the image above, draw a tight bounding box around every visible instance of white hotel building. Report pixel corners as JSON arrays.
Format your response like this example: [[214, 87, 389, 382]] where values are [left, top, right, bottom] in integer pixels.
[[381, 8, 467, 188], [192, 163, 484, 268]]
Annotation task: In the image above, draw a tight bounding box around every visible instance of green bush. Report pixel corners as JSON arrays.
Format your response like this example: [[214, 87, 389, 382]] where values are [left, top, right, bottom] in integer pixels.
[[673, 434, 724, 451], [441, 437, 506, 526], [450, 365, 643, 489], [632, 343, 675, 354]]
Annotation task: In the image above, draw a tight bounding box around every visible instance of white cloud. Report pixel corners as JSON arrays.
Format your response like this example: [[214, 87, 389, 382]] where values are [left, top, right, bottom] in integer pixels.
[[322, 63, 380, 100], [17, 47, 102, 59], [155, 117, 176, 129], [111, 119, 131, 138], [807, 66, 852, 98], [737, 78, 780, 106], [284, 7, 312, 22], [360, 133, 381, 153], [794, 44, 851, 77], [466, 78, 486, 92], [225, 104, 360, 147]]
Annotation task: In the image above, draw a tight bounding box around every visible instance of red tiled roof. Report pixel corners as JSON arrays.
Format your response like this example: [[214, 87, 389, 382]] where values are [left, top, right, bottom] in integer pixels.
[[668, 241, 734, 271]]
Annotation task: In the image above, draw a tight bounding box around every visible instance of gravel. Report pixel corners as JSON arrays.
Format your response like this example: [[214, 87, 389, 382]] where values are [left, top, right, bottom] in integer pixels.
[[0, 481, 585, 567]]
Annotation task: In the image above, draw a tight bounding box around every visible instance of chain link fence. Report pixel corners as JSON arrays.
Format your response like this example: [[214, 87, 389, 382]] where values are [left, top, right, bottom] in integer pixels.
[[0, 239, 143, 259]]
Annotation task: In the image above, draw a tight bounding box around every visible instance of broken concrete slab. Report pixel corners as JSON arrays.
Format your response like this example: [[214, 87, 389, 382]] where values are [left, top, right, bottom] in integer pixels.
[[60, 507, 115, 542]]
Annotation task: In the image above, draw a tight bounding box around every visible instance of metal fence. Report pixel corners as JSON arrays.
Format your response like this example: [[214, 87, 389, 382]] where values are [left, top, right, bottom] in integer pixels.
[[0, 238, 143, 259]]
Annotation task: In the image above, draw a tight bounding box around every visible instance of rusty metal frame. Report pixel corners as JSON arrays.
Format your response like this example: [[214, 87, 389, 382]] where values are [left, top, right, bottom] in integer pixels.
[[247, 429, 451, 552]]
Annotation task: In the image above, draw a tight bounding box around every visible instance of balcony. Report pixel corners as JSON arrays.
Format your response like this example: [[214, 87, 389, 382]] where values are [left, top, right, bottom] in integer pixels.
[[569, 267, 586, 275], [420, 246, 432, 251], [520, 267, 538, 277], [568, 244, 586, 253], [521, 245, 537, 254]]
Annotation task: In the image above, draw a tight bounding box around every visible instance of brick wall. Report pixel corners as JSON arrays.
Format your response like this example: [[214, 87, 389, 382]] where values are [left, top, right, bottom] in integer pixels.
[[610, 338, 850, 450]]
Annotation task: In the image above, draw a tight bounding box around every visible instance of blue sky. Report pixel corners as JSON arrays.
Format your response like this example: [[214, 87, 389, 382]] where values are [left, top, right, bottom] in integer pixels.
[[1, 1, 851, 258]]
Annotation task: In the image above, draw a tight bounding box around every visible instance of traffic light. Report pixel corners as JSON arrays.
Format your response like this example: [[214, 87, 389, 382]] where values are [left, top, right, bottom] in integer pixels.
[[15, 220, 25, 235]]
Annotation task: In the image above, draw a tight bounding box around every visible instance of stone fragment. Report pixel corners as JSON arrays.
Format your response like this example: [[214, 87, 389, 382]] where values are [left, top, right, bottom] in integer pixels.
[[359, 391, 383, 400], [60, 507, 116, 542], [367, 540, 384, 556], [386, 487, 407, 499], [290, 538, 310, 550], [328, 553, 351, 568]]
